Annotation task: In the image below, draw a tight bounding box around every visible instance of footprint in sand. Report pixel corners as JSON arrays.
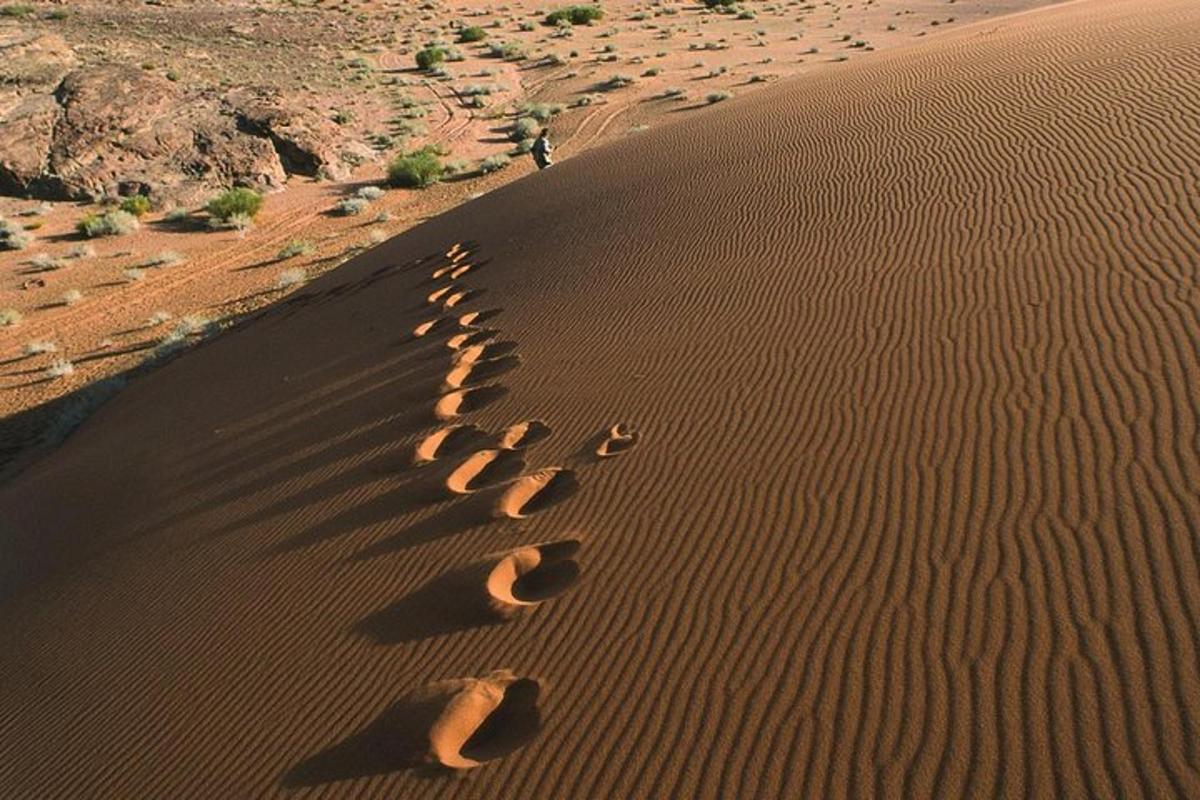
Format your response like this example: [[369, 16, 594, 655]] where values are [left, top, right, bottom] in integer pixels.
[[498, 419, 552, 450], [435, 384, 508, 421], [413, 316, 454, 338], [413, 423, 485, 465], [453, 340, 518, 367], [282, 670, 540, 784], [449, 263, 474, 280], [428, 671, 541, 769], [458, 308, 501, 327], [444, 353, 522, 390], [445, 449, 526, 494], [495, 468, 579, 519], [441, 288, 476, 309], [596, 424, 641, 458], [448, 328, 501, 350], [427, 285, 457, 305], [445, 243, 462, 258], [486, 539, 582, 617]]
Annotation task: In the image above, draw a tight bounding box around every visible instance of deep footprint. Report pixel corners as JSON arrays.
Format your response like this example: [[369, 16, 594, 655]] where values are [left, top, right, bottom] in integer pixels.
[[444, 354, 522, 390], [435, 384, 508, 420], [596, 424, 641, 457], [448, 328, 501, 350], [413, 424, 485, 465], [445, 449, 527, 494], [486, 539, 582, 616], [498, 420, 552, 450], [494, 468, 579, 519]]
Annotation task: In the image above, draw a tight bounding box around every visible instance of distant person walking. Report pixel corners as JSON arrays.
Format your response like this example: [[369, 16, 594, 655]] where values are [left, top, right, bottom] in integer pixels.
[[531, 129, 553, 170]]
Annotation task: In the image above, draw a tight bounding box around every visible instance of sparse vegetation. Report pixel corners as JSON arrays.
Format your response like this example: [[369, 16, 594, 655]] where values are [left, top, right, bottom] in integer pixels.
[[1, 218, 35, 250], [459, 26, 488, 43], [277, 268, 306, 288], [24, 340, 57, 355], [387, 146, 445, 188], [77, 209, 139, 238], [334, 197, 370, 216], [415, 46, 447, 70], [545, 5, 604, 26], [205, 188, 263, 223], [0, 5, 35, 18], [0, 309, 22, 327], [479, 153, 512, 174], [511, 116, 540, 142], [707, 90, 734, 103], [356, 185, 385, 201], [118, 195, 152, 218], [67, 243, 96, 259], [277, 240, 314, 260], [62, 289, 84, 306], [141, 251, 184, 268], [45, 360, 75, 379]]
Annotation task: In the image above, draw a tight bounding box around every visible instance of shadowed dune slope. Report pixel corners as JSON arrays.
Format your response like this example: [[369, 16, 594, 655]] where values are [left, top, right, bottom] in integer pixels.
[[3, 0, 1200, 797]]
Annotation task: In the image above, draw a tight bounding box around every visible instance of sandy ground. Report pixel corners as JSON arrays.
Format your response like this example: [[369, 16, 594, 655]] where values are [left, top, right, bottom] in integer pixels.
[[4, 0, 1200, 797], [0, 0, 1052, 470]]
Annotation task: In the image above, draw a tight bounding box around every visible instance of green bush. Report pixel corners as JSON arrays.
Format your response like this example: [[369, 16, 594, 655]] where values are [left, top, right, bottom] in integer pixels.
[[701, 0, 736, 6], [387, 147, 444, 188], [0, 5, 35, 17], [119, 195, 152, 218], [545, 5, 604, 25], [77, 210, 139, 238], [415, 46, 447, 70], [459, 26, 487, 43], [510, 116, 540, 142], [205, 188, 263, 222]]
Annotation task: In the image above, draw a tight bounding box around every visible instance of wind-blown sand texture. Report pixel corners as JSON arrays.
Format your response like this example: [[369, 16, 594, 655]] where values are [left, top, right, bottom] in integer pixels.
[[3, 0, 1200, 796]]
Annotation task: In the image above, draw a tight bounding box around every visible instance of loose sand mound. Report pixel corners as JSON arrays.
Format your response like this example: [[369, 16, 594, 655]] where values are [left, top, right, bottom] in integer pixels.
[[3, 0, 1200, 797]]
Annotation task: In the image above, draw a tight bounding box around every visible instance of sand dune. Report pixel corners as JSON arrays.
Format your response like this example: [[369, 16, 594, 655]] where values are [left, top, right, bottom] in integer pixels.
[[3, 0, 1200, 797]]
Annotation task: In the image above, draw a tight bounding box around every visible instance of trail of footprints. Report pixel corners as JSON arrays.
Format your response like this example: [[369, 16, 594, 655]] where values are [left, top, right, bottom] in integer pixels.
[[354, 244, 640, 772]]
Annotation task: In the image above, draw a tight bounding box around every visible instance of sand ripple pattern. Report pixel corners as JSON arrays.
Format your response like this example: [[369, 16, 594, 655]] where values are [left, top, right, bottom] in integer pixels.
[[2, 2, 1200, 798]]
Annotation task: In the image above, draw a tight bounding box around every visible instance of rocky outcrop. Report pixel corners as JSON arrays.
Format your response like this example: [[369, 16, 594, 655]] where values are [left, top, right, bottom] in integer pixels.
[[0, 34, 362, 202]]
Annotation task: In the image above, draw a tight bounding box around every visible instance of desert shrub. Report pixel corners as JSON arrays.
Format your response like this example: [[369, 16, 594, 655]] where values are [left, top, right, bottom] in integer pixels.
[[278, 268, 306, 288], [415, 46, 447, 70], [0, 309, 22, 327], [62, 289, 84, 306], [487, 41, 525, 60], [707, 90, 734, 103], [124, 268, 146, 282], [24, 340, 57, 355], [0, 218, 34, 250], [518, 102, 563, 121], [67, 243, 96, 259], [387, 147, 444, 188], [660, 87, 686, 99], [119, 195, 152, 217], [459, 25, 488, 43], [367, 227, 388, 244], [147, 310, 173, 326], [443, 158, 473, 175], [701, 0, 736, 7], [356, 185, 385, 201], [205, 188, 263, 222], [545, 5, 603, 25], [737, 9, 756, 19], [164, 208, 190, 223], [28, 253, 63, 271], [601, 74, 634, 90], [510, 116, 540, 142], [142, 250, 183, 267], [277, 240, 314, 260], [45, 360, 75, 379], [77, 209, 138, 238], [334, 197, 370, 216], [642, 67, 661, 77], [0, 5, 35, 17], [479, 153, 511, 174]]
